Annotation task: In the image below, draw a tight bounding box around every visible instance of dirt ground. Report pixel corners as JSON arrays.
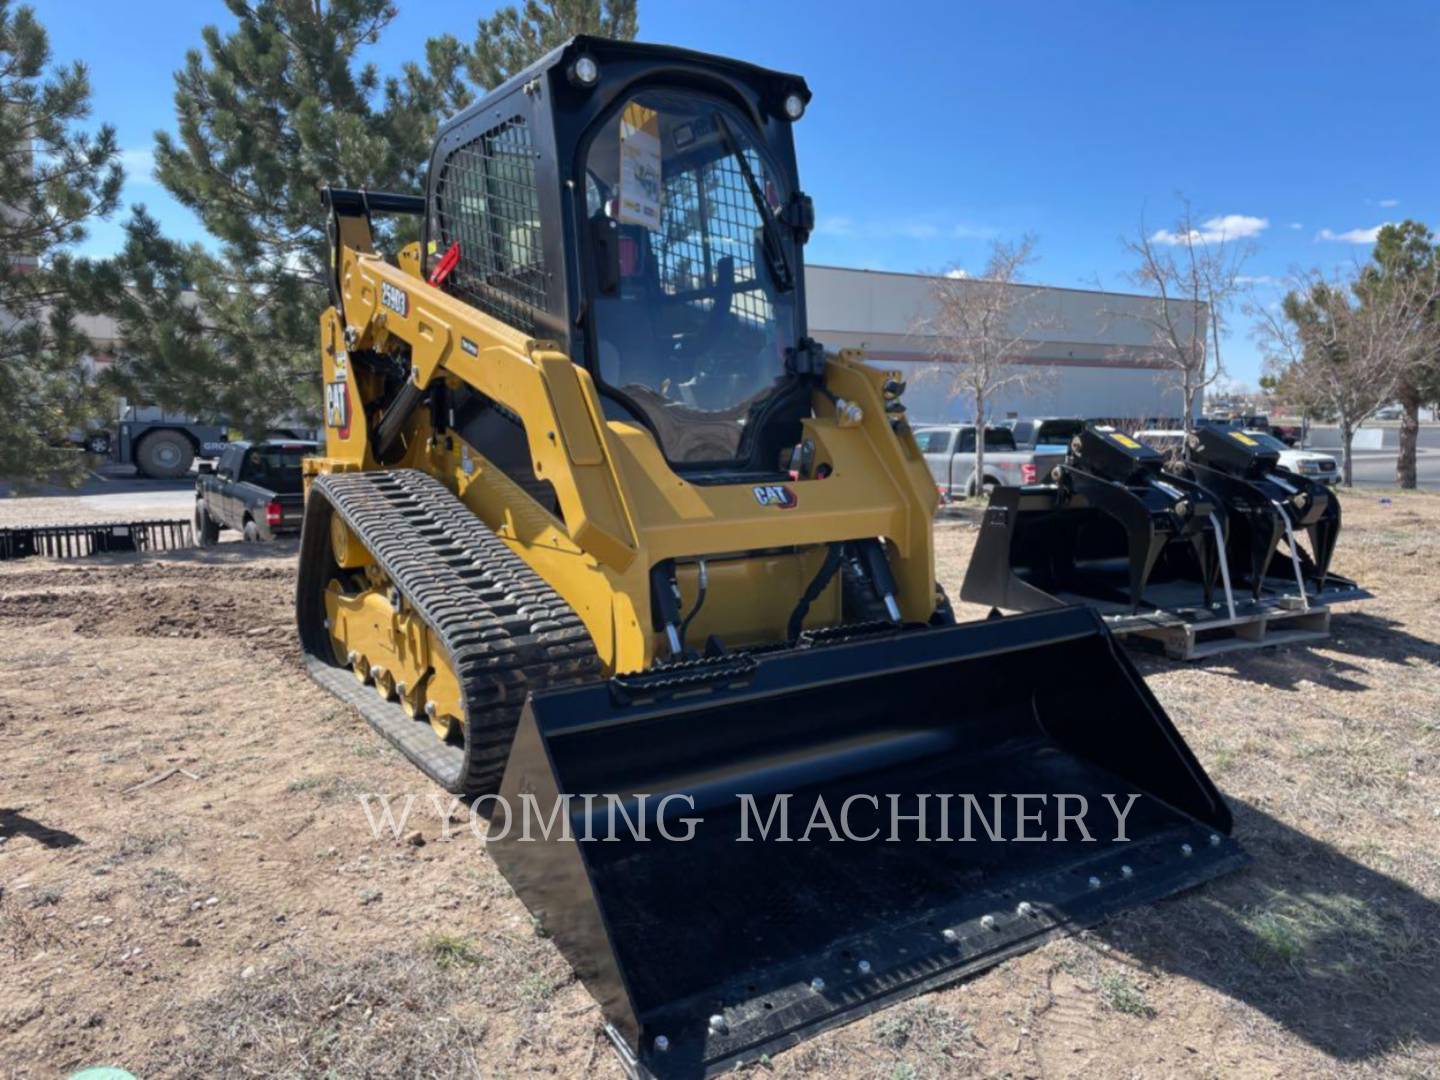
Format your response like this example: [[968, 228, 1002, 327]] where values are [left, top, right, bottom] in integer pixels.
[[1, 490, 1438, 1079]]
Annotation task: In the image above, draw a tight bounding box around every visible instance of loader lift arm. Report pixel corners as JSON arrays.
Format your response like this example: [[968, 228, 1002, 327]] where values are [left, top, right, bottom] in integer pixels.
[[320, 184, 640, 572]]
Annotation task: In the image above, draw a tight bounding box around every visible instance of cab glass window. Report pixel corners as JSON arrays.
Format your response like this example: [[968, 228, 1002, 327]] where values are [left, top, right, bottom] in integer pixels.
[[582, 90, 799, 465]]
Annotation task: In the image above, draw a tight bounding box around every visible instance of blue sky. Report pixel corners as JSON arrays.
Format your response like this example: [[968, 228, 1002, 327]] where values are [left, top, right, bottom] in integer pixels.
[[39, 0, 1440, 385]]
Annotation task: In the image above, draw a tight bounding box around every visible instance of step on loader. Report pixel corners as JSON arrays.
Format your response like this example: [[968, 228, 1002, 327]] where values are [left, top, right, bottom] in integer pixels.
[[294, 37, 1243, 1078]]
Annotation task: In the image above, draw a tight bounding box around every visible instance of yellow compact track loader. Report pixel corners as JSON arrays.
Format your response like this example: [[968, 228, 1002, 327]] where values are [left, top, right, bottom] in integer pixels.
[[296, 36, 1243, 1078]]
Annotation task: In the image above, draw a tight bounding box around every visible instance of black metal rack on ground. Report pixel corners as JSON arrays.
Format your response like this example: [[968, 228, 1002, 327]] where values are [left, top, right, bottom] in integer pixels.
[[0, 520, 193, 561]]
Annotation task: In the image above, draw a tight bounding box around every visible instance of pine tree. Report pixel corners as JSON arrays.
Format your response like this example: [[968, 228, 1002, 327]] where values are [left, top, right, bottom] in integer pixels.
[[0, 0, 122, 484], [84, 0, 638, 436], [463, 0, 638, 91], [81, 0, 435, 436], [1368, 222, 1440, 489]]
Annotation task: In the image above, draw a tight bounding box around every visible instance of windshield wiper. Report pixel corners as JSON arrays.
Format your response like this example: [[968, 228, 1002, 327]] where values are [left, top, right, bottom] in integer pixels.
[[712, 113, 794, 292]]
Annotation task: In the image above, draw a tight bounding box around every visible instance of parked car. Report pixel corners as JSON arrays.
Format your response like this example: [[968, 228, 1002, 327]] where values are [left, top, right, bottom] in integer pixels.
[[1133, 428, 1339, 484], [914, 425, 1066, 498], [1009, 417, 1087, 450], [194, 440, 315, 544], [1242, 430, 1339, 484], [1213, 413, 1303, 446], [1206, 412, 1271, 430], [1269, 423, 1302, 447]]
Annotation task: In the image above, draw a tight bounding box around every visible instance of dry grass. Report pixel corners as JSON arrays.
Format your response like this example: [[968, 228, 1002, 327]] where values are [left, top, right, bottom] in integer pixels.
[[0, 490, 1438, 1078], [171, 947, 494, 1079]]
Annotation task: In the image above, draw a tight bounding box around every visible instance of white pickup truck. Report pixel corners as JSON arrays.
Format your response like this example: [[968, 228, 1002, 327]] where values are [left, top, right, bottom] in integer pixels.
[[1134, 428, 1340, 485], [914, 425, 1067, 499]]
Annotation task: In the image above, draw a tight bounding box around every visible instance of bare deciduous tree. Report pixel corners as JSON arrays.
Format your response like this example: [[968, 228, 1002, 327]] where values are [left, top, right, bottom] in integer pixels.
[[916, 236, 1050, 496], [1113, 202, 1252, 440], [1251, 255, 1440, 486], [1367, 222, 1440, 488]]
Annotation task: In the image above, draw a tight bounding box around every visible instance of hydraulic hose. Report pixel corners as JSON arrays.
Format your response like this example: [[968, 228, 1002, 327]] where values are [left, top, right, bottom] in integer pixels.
[[787, 544, 844, 640], [374, 380, 425, 461]]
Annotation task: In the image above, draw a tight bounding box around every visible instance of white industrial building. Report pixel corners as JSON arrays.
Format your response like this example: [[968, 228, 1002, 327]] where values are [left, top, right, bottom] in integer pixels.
[[805, 265, 1205, 425], [71, 269, 1200, 428]]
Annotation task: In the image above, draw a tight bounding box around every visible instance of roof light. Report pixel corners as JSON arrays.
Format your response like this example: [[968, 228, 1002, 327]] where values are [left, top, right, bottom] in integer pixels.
[[569, 55, 599, 87], [782, 92, 806, 120]]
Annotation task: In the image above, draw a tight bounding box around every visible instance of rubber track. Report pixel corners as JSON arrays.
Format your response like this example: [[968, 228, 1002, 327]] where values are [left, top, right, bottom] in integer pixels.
[[297, 470, 600, 794]]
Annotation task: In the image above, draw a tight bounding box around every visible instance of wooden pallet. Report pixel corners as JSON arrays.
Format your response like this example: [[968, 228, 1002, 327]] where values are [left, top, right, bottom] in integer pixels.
[[1116, 604, 1333, 661], [1051, 578, 1367, 662]]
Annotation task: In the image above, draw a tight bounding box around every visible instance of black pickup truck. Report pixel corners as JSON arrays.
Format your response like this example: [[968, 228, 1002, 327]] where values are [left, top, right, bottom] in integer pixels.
[[194, 440, 315, 544]]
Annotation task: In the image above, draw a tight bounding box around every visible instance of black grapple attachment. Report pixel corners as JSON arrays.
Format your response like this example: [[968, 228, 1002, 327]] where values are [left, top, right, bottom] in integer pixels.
[[961, 425, 1224, 615], [1177, 422, 1340, 599]]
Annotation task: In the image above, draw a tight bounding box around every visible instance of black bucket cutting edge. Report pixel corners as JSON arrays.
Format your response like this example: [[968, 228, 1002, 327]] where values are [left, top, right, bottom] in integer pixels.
[[490, 607, 1247, 1079]]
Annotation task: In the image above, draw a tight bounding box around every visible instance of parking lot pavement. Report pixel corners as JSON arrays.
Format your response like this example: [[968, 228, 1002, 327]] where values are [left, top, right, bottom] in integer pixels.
[[1342, 447, 1440, 491], [0, 465, 198, 524]]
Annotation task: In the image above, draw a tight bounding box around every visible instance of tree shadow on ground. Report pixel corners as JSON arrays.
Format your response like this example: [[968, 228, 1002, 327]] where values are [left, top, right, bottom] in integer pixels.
[[1324, 610, 1440, 668], [1168, 641, 1373, 693], [1149, 610, 1440, 694], [1089, 796, 1439, 1063], [0, 808, 84, 849]]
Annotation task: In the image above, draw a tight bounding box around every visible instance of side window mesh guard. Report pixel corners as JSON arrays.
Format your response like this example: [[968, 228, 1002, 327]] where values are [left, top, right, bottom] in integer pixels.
[[435, 116, 547, 336]]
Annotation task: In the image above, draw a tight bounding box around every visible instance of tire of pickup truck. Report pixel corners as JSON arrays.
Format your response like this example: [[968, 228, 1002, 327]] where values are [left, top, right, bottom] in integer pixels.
[[135, 430, 195, 479], [242, 518, 261, 543], [194, 501, 220, 546], [967, 475, 1001, 498]]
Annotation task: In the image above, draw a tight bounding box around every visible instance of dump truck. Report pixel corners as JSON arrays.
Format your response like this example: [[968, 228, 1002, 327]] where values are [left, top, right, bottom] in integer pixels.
[[295, 37, 1242, 1077], [79, 407, 230, 479]]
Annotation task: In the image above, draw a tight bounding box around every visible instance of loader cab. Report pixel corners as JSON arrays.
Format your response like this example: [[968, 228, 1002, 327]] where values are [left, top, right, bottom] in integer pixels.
[[426, 37, 814, 476]]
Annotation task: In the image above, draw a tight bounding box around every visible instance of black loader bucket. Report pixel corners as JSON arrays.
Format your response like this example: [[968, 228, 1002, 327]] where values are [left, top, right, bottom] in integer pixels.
[[490, 609, 1245, 1078], [962, 427, 1224, 616], [1180, 422, 1342, 599]]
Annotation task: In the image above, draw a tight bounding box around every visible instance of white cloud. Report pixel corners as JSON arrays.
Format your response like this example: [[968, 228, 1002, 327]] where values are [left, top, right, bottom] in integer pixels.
[[1378, 198, 1399, 208], [1150, 213, 1269, 246], [1287, 222, 1304, 230], [119, 147, 158, 185], [1237, 274, 1280, 287], [898, 222, 940, 240], [944, 268, 970, 279], [951, 223, 1000, 239], [1317, 224, 1386, 244]]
